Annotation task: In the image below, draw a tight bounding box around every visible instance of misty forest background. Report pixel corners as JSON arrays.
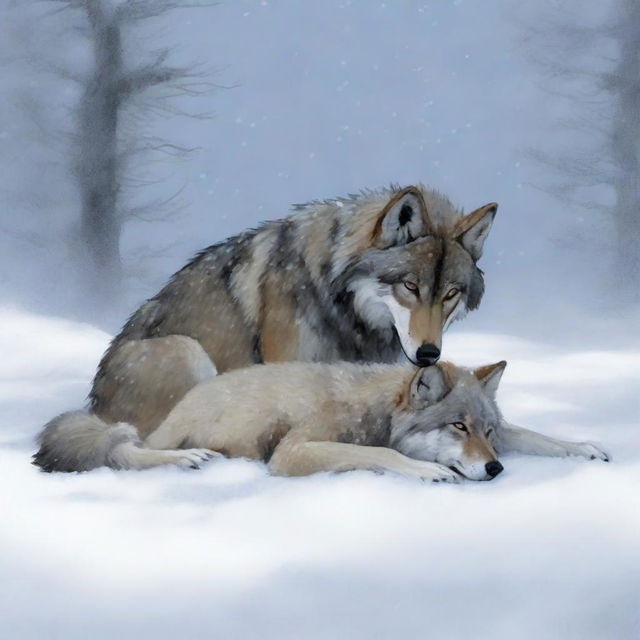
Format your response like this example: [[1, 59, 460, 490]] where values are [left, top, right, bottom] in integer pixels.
[[1, 5, 639, 638], [1, 0, 638, 342]]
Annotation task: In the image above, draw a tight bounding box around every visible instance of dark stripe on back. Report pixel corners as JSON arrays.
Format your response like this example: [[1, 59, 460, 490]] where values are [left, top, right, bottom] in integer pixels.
[[321, 218, 341, 278], [220, 233, 253, 293], [272, 219, 295, 269], [251, 333, 263, 364], [329, 217, 340, 243]]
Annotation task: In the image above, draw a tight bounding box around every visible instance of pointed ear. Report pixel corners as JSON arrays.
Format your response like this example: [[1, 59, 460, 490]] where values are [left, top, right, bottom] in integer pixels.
[[473, 360, 507, 398], [450, 203, 497, 261], [373, 186, 434, 249], [410, 365, 448, 406]]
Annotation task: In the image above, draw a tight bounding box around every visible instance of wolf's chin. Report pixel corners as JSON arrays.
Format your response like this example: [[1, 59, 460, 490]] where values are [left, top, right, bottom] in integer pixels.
[[395, 331, 419, 366]]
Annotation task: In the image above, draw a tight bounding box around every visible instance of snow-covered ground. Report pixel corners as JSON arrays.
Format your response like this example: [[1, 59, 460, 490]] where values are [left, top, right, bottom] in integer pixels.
[[1, 306, 638, 640]]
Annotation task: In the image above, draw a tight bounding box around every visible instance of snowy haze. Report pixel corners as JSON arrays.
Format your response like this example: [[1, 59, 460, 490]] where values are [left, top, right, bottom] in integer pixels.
[[1, 0, 637, 334], [1, 2, 639, 639]]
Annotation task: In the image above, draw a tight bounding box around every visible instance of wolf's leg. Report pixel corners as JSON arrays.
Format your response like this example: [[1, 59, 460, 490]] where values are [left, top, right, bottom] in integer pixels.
[[144, 416, 192, 450], [33, 411, 219, 472], [91, 335, 216, 437], [108, 442, 220, 470], [498, 422, 609, 461], [268, 439, 460, 482]]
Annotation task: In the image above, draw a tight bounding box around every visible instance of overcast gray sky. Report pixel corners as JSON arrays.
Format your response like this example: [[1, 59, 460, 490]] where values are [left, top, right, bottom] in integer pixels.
[[0, 0, 633, 343]]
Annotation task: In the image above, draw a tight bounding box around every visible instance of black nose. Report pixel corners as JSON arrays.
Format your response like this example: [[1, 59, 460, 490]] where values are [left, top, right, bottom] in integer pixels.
[[485, 460, 504, 478], [415, 344, 441, 366]]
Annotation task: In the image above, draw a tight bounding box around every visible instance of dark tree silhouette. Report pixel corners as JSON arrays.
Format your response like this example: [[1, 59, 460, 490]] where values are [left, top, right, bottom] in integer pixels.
[[521, 0, 640, 304], [48, 0, 216, 304]]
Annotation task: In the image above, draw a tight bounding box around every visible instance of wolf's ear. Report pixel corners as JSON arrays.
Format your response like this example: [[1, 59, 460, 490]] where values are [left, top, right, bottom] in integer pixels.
[[374, 186, 434, 248], [450, 203, 497, 261], [410, 365, 448, 406], [473, 360, 506, 398]]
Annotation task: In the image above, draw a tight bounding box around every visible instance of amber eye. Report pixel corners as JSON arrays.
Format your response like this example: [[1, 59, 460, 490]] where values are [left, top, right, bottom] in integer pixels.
[[452, 422, 468, 432], [403, 281, 419, 293], [445, 288, 459, 300]]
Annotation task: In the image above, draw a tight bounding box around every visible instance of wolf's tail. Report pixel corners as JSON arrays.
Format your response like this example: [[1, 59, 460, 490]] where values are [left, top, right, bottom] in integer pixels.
[[32, 411, 141, 472]]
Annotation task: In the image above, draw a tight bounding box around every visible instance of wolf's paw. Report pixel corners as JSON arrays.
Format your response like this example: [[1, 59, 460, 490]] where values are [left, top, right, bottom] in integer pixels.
[[573, 442, 610, 463], [171, 448, 221, 470], [409, 461, 461, 484]]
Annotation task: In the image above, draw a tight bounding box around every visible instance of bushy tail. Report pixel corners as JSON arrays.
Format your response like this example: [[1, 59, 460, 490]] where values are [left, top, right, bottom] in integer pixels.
[[33, 411, 140, 472]]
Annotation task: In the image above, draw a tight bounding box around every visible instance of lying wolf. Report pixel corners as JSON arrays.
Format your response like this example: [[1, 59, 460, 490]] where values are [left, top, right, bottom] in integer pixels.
[[90, 185, 498, 434], [34, 360, 608, 481]]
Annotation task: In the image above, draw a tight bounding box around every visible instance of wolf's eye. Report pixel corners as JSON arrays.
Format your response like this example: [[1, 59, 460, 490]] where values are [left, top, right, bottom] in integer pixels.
[[452, 422, 468, 432], [403, 281, 419, 293], [445, 288, 459, 300]]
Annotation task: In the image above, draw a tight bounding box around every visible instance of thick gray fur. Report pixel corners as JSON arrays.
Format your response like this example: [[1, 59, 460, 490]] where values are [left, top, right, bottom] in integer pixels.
[[33, 412, 139, 472]]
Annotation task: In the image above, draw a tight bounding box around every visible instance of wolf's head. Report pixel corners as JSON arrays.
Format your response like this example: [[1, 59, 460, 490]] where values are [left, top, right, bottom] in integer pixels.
[[348, 186, 497, 366], [391, 360, 507, 481]]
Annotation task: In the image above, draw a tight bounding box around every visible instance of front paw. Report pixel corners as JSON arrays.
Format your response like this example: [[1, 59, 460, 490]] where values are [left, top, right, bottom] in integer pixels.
[[412, 461, 462, 484], [172, 448, 221, 469], [572, 442, 610, 462]]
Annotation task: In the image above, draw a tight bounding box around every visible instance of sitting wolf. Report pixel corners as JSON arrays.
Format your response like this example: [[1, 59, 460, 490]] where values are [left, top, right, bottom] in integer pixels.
[[34, 360, 608, 480], [90, 185, 498, 434]]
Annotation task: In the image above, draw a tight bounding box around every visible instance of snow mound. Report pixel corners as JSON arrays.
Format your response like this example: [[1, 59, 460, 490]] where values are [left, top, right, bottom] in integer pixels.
[[0, 307, 638, 640]]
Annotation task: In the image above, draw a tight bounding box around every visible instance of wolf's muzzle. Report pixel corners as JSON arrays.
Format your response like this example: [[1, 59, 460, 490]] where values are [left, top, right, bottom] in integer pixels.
[[485, 460, 504, 478], [415, 344, 441, 366]]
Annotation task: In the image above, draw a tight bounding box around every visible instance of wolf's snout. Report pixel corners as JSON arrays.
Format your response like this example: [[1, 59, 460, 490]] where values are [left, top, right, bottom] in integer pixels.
[[415, 344, 440, 366], [485, 460, 504, 478]]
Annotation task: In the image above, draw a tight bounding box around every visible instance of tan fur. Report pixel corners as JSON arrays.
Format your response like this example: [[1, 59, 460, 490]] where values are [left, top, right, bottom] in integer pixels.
[[146, 363, 409, 452], [259, 274, 300, 362], [298, 203, 339, 283], [450, 202, 498, 239], [93, 336, 215, 437], [230, 225, 279, 326], [428, 305, 442, 342], [86, 184, 498, 434], [463, 430, 497, 462], [329, 187, 433, 272], [187, 288, 257, 373], [409, 303, 443, 349], [436, 361, 458, 389], [473, 361, 506, 381], [269, 440, 445, 478], [35, 357, 610, 476], [143, 362, 459, 482], [331, 199, 388, 270]]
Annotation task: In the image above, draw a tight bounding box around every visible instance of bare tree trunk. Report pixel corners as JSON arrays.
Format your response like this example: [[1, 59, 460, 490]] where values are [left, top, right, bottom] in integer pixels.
[[610, 0, 640, 303], [38, 0, 215, 313], [76, 0, 123, 302]]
